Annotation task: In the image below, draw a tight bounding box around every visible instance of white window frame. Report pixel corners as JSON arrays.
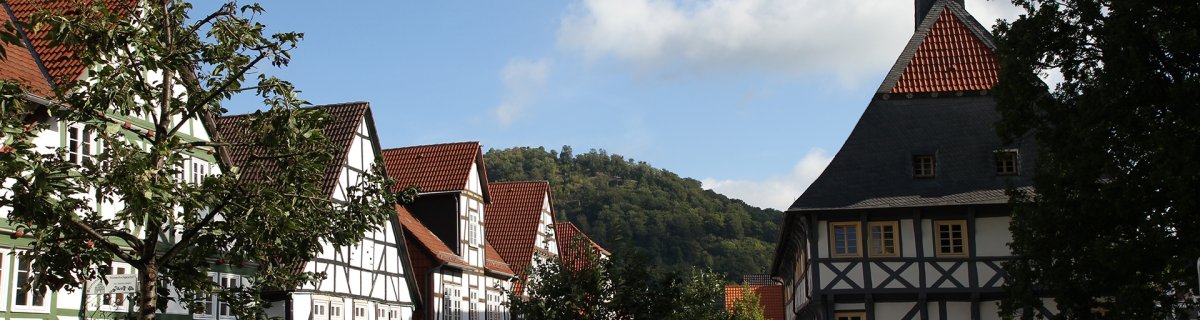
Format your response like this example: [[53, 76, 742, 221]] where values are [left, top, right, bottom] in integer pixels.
[[0, 250, 8, 310], [330, 302, 344, 320], [467, 210, 480, 247], [312, 300, 330, 320], [10, 252, 50, 313], [354, 303, 368, 320]]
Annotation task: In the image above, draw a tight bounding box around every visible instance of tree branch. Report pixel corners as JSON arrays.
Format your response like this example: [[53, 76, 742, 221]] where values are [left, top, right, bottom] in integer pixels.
[[167, 53, 267, 138], [62, 216, 141, 267]]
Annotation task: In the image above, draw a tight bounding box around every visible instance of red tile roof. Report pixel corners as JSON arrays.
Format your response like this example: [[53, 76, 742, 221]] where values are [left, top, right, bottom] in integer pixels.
[[724, 284, 785, 320], [484, 243, 516, 277], [381, 142, 490, 198], [485, 181, 552, 274], [4, 0, 138, 88], [396, 204, 469, 267], [889, 7, 998, 94], [554, 222, 609, 270], [215, 102, 371, 197], [0, 11, 52, 96]]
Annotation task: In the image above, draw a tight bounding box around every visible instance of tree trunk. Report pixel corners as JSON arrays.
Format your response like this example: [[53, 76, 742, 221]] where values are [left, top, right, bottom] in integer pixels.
[[139, 257, 159, 320]]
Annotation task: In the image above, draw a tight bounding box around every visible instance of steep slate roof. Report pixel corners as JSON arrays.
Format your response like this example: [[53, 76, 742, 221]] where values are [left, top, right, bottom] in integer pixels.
[[381, 142, 491, 200], [396, 205, 470, 267], [4, 0, 138, 88], [484, 181, 553, 283], [0, 10, 52, 96], [215, 102, 371, 197], [554, 222, 609, 270], [484, 243, 516, 277], [789, 0, 1034, 212], [879, 0, 998, 94]]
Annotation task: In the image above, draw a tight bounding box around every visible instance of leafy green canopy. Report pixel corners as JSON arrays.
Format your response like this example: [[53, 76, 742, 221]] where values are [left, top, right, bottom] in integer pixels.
[[484, 146, 783, 281], [992, 0, 1200, 318], [509, 239, 727, 320], [0, 1, 394, 319]]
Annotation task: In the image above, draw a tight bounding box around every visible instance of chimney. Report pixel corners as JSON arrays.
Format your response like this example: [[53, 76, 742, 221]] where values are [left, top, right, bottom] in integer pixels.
[[915, 0, 964, 29]]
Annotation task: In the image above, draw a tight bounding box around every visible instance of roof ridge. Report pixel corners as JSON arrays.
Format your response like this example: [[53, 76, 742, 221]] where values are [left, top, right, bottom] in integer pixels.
[[382, 141, 481, 152], [489, 180, 550, 186]]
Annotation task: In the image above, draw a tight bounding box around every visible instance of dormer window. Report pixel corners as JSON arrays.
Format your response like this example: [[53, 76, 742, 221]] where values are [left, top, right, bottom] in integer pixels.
[[994, 150, 1018, 175], [912, 155, 936, 178]]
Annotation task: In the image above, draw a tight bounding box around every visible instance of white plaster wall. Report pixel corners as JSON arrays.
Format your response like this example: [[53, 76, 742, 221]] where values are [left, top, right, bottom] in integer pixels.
[[900, 218, 916, 257], [874, 302, 917, 320], [975, 216, 1012, 257], [920, 219, 935, 257], [981, 300, 1003, 320], [816, 220, 829, 258]]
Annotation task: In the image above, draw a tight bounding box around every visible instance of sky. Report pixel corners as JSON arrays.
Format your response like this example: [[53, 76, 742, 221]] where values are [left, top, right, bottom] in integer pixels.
[[214, 0, 1023, 210]]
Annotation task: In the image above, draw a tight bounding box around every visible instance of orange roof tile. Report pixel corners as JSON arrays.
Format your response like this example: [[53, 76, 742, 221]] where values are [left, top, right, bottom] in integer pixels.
[[5, 0, 138, 88], [724, 284, 785, 320], [215, 102, 370, 197], [0, 10, 52, 96], [889, 6, 998, 94], [484, 181, 552, 281], [484, 243, 516, 277], [381, 142, 490, 198], [397, 204, 469, 267], [554, 222, 609, 270]]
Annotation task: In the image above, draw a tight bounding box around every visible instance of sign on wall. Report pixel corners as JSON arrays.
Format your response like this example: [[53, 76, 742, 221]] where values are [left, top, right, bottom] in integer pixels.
[[88, 274, 138, 294]]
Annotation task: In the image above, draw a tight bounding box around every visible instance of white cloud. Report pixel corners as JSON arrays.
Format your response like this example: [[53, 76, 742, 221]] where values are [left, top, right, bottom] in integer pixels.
[[494, 58, 552, 126], [701, 148, 833, 210], [557, 0, 1021, 80]]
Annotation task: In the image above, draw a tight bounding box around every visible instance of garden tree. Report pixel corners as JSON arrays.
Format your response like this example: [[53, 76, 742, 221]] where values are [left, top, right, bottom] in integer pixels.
[[0, 1, 395, 320], [991, 0, 1200, 318], [509, 242, 727, 320], [728, 285, 765, 320]]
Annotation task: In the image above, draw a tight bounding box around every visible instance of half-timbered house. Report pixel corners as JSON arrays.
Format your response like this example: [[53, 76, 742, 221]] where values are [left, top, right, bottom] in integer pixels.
[[484, 181, 559, 297], [770, 1, 1052, 319], [381, 142, 515, 320], [1, 1, 235, 319], [217, 102, 420, 320]]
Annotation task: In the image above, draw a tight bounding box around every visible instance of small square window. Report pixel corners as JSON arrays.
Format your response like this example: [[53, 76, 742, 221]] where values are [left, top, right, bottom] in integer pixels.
[[867, 221, 899, 257], [934, 220, 969, 257], [995, 150, 1018, 175], [835, 311, 866, 320], [913, 155, 936, 178], [829, 222, 861, 257]]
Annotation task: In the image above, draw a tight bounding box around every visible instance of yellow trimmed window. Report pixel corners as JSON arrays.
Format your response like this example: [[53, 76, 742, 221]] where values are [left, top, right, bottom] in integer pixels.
[[829, 222, 862, 257], [835, 311, 866, 320], [913, 154, 936, 177], [934, 220, 969, 257], [867, 221, 900, 257]]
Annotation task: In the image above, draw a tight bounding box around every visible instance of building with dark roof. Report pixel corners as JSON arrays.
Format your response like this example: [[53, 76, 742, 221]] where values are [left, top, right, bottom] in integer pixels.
[[381, 142, 514, 320], [484, 181, 560, 297], [769, 1, 1051, 319], [217, 102, 421, 320]]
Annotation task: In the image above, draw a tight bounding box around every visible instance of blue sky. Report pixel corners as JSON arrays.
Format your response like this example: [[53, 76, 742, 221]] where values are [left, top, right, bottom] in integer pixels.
[[215, 0, 1021, 210]]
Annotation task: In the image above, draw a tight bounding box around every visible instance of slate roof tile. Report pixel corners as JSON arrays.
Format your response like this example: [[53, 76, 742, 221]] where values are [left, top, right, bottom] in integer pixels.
[[215, 102, 370, 197], [381, 142, 489, 197]]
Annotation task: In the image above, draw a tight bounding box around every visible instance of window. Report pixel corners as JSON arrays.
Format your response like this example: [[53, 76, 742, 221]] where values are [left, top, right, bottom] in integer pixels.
[[313, 302, 329, 320], [195, 273, 241, 319], [218, 275, 240, 318], [355, 305, 368, 320], [835, 311, 866, 320], [376, 306, 386, 320], [867, 221, 899, 257], [13, 254, 48, 309], [995, 150, 1019, 175], [67, 126, 98, 165], [442, 284, 461, 320], [468, 210, 480, 246], [829, 222, 861, 257], [331, 305, 343, 320], [934, 220, 969, 257], [913, 154, 936, 178]]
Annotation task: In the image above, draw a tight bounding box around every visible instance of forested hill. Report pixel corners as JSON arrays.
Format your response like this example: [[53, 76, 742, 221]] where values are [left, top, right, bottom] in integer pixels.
[[484, 146, 784, 281]]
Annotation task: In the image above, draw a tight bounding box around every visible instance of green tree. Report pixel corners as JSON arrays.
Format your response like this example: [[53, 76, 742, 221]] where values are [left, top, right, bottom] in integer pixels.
[[728, 284, 765, 320], [0, 1, 394, 320], [509, 242, 727, 320], [991, 0, 1200, 318]]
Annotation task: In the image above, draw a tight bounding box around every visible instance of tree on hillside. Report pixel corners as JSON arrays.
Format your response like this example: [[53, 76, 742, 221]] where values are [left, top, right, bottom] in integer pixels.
[[508, 241, 727, 320], [992, 0, 1200, 318], [485, 146, 782, 280], [0, 1, 394, 320]]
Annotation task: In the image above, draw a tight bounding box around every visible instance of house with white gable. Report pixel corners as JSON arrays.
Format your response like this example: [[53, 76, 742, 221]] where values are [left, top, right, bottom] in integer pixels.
[[770, 1, 1055, 319], [484, 181, 559, 298], [216, 102, 420, 320], [1, 1, 232, 319], [382, 142, 516, 320]]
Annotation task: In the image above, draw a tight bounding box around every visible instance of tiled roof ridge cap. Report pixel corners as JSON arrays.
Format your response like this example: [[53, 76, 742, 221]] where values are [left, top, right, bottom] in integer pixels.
[[382, 141, 481, 151], [218, 101, 371, 119], [875, 0, 996, 94]]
